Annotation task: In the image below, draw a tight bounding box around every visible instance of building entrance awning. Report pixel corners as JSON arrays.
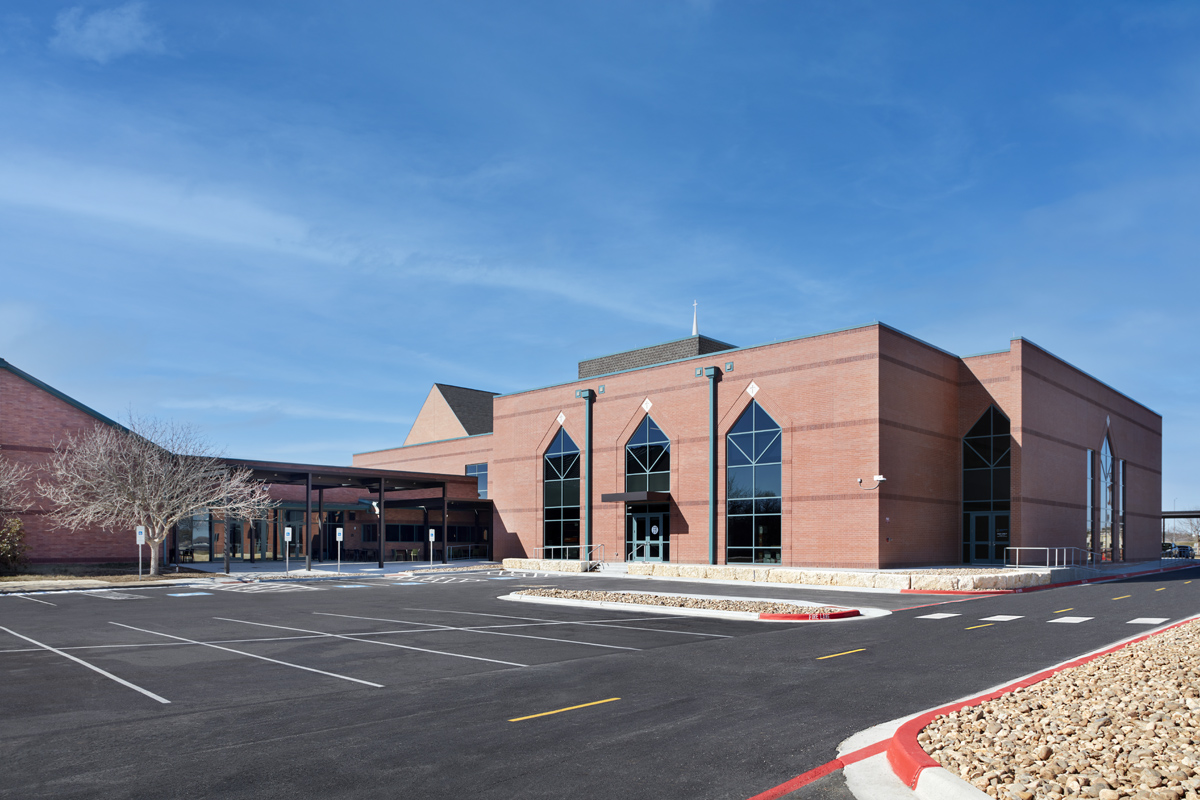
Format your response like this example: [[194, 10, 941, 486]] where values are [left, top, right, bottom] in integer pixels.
[[599, 491, 672, 504]]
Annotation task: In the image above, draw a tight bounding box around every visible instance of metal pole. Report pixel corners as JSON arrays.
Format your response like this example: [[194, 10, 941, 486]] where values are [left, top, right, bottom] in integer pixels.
[[441, 488, 448, 564], [304, 473, 313, 572], [223, 510, 230, 575]]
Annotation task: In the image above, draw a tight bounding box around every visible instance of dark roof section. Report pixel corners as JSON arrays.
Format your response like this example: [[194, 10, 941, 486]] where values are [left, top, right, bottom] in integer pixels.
[[224, 457, 479, 493], [578, 335, 737, 379], [435, 384, 498, 436], [0, 357, 126, 431]]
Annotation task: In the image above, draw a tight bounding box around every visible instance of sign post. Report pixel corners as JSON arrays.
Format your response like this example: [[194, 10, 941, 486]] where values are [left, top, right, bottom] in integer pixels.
[[336, 527, 343, 575], [284, 526, 293, 575], [429, 528, 435, 567], [136, 526, 145, 580]]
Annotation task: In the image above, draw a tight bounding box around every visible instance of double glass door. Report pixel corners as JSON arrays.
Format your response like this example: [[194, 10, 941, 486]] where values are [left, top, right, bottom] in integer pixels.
[[966, 512, 1010, 564], [628, 513, 666, 561]]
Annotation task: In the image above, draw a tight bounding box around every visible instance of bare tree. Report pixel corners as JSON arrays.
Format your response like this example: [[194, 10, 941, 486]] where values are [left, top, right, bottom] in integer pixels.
[[0, 455, 32, 519], [38, 417, 276, 575]]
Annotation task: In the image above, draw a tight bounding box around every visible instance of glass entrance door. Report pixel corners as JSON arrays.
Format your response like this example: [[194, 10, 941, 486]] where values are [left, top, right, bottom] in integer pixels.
[[969, 512, 1010, 564], [629, 514, 665, 561]]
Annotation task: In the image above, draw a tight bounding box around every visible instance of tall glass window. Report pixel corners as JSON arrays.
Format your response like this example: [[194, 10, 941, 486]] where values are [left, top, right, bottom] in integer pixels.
[[1100, 437, 1114, 561], [726, 400, 782, 564], [466, 463, 488, 499], [626, 417, 670, 492], [543, 428, 581, 559], [961, 406, 1011, 563]]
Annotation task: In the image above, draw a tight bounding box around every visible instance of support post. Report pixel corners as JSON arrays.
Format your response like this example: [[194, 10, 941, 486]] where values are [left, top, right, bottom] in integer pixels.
[[304, 472, 313, 571], [581, 388, 594, 560], [317, 488, 325, 563], [705, 366, 720, 566], [441, 488, 449, 564], [223, 509, 230, 575], [378, 479, 386, 569]]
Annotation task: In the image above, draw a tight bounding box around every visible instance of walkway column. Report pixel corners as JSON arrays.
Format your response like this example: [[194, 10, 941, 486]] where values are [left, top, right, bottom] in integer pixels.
[[317, 488, 325, 563], [304, 472, 313, 571], [441, 487, 449, 564], [581, 388, 594, 561], [377, 479, 385, 568]]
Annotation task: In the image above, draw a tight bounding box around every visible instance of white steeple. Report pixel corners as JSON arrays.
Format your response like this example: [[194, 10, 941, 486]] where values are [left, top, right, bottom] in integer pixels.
[[691, 300, 698, 336]]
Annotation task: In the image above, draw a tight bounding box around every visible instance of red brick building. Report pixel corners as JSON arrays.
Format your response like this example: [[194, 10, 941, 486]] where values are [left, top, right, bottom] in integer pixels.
[[354, 323, 1162, 569]]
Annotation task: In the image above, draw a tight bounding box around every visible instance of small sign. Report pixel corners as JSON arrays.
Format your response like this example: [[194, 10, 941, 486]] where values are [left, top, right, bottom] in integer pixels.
[[336, 527, 344, 542], [284, 526, 293, 542], [136, 526, 145, 545], [429, 528, 435, 542], [651, 525, 659, 536]]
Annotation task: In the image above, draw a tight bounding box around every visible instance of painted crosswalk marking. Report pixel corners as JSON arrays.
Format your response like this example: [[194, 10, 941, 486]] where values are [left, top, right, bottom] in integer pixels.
[[1048, 616, 1093, 624], [980, 615, 1023, 622], [916, 613, 960, 620], [168, 592, 211, 597], [211, 583, 322, 593], [1127, 617, 1169, 625]]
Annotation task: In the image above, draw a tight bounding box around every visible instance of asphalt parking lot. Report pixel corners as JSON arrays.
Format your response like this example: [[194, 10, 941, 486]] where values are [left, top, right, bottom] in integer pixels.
[[2, 566, 1198, 800]]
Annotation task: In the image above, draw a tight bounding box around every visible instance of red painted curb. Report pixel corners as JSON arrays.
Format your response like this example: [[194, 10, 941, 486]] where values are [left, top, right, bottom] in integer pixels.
[[758, 608, 860, 621], [885, 615, 1200, 790], [745, 740, 886, 800], [898, 562, 1196, 596]]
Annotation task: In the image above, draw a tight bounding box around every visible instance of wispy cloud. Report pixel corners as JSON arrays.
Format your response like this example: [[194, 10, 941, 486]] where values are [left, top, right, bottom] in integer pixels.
[[50, 2, 163, 64], [159, 397, 412, 427]]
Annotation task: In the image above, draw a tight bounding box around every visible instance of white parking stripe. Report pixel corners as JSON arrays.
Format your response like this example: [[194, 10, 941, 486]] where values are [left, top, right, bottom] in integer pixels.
[[916, 613, 960, 620], [15, 595, 56, 606], [1048, 616, 1093, 624], [308, 612, 640, 652], [0, 625, 170, 704], [980, 615, 1023, 622], [1127, 617, 1169, 625], [214, 617, 531, 666], [110, 622, 384, 687], [396, 607, 733, 638]]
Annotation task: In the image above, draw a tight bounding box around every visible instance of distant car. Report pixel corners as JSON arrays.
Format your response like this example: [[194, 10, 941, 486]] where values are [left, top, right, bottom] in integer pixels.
[[1177, 545, 1195, 559]]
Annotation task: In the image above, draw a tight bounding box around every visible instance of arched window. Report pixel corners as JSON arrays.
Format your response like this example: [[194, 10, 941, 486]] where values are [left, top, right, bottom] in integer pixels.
[[543, 428, 580, 559], [961, 406, 1011, 563], [1099, 436, 1114, 562], [726, 400, 782, 564], [626, 416, 670, 492]]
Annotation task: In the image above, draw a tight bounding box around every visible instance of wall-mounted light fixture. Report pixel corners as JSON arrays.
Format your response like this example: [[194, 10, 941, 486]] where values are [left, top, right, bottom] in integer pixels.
[[858, 475, 886, 491]]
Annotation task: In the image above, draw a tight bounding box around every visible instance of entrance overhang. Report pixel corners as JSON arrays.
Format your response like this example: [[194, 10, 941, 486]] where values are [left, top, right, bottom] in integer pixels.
[[599, 491, 672, 504]]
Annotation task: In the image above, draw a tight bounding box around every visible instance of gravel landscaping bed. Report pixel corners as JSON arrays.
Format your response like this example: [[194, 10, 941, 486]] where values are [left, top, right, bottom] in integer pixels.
[[920, 618, 1200, 799], [512, 588, 844, 615]]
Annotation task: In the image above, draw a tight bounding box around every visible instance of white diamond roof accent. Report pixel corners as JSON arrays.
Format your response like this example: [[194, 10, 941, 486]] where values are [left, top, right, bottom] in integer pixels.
[[642, 398, 653, 412], [746, 381, 759, 397], [556, 412, 565, 425]]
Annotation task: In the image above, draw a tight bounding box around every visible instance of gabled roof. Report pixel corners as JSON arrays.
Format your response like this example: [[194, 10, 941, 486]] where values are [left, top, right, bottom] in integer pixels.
[[403, 383, 498, 446], [0, 357, 125, 430], [435, 384, 497, 436]]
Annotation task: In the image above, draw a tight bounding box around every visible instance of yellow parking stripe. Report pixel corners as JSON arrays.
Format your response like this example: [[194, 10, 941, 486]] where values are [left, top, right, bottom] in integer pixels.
[[509, 697, 620, 722], [1054, 608, 1073, 613], [816, 648, 865, 660], [965, 624, 994, 630], [1112, 595, 1131, 600], [1156, 588, 1166, 592]]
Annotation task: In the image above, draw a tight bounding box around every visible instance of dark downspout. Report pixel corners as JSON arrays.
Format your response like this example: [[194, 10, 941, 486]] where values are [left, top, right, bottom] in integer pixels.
[[304, 472, 313, 571], [705, 366, 720, 565], [582, 388, 594, 561], [377, 479, 385, 569]]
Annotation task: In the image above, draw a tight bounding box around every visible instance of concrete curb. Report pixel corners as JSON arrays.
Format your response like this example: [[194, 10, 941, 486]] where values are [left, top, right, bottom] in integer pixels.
[[885, 613, 1200, 798], [898, 561, 1199, 596], [0, 577, 209, 593], [498, 592, 880, 622]]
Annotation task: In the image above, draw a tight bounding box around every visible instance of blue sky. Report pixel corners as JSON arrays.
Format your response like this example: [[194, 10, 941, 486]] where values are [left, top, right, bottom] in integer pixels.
[[1, 2, 1198, 508]]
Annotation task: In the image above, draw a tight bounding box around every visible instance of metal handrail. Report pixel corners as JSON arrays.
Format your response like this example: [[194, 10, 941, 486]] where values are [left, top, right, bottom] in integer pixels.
[[533, 545, 580, 561], [1005, 546, 1096, 570], [446, 544, 474, 561], [585, 543, 605, 563], [627, 543, 648, 562]]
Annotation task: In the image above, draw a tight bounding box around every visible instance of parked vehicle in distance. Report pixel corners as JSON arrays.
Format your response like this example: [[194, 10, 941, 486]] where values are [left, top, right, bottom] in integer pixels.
[[1177, 545, 1195, 559]]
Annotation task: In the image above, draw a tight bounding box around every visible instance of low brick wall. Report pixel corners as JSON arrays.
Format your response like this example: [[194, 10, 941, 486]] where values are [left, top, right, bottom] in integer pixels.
[[623, 563, 1051, 590]]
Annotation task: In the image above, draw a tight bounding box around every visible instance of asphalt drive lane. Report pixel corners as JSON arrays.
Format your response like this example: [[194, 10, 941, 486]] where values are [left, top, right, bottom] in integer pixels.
[[2, 566, 1198, 800]]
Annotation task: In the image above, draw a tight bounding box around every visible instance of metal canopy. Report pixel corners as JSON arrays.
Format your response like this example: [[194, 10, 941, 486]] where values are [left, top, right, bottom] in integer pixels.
[[223, 458, 477, 493], [599, 491, 672, 504]]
